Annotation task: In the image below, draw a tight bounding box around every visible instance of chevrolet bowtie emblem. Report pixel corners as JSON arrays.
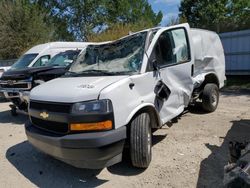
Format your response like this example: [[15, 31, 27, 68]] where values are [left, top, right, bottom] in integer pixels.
[[40, 112, 49, 119], [7, 80, 15, 85]]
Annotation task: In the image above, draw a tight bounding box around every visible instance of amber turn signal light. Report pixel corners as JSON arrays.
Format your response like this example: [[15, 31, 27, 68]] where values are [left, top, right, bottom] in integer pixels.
[[70, 120, 112, 131]]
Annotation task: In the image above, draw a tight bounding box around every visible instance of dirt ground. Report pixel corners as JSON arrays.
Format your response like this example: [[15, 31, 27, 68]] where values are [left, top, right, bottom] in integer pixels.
[[0, 90, 249, 188]]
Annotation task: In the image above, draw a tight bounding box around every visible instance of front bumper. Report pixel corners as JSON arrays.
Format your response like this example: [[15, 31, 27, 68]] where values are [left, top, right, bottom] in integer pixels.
[[1, 89, 30, 102], [25, 121, 127, 169], [0, 91, 5, 100]]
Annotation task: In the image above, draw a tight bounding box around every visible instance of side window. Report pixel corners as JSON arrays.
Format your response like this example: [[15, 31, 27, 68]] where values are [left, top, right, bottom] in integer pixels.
[[171, 29, 189, 63], [32, 55, 50, 67], [152, 28, 190, 68]]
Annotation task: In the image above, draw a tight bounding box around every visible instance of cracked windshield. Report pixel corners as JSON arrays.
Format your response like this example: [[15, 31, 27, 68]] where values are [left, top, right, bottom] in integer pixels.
[[70, 32, 147, 75]]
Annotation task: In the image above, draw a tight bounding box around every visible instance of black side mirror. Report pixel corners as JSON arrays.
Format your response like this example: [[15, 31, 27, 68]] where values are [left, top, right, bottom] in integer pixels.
[[152, 59, 159, 71]]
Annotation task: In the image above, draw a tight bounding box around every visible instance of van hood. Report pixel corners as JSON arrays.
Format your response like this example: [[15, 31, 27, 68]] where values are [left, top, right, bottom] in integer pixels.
[[30, 76, 128, 103], [1, 66, 66, 80]]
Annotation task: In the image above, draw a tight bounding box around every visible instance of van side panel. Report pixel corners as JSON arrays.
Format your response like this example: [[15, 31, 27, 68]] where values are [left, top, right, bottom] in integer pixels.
[[191, 29, 226, 88]]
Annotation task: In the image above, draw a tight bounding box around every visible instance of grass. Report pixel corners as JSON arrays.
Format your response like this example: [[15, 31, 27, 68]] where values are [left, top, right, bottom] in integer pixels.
[[225, 75, 250, 89]]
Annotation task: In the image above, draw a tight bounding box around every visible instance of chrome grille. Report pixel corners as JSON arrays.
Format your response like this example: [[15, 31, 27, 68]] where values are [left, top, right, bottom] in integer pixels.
[[0, 80, 31, 90]]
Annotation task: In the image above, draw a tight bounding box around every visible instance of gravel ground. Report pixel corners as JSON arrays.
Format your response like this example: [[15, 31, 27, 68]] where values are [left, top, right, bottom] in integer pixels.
[[0, 91, 249, 188]]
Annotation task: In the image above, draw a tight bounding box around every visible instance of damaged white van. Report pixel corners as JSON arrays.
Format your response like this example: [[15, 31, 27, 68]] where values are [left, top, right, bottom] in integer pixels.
[[25, 23, 226, 169]]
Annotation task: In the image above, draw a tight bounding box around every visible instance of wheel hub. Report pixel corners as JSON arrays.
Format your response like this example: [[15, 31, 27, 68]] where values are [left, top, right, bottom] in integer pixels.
[[211, 90, 218, 107]]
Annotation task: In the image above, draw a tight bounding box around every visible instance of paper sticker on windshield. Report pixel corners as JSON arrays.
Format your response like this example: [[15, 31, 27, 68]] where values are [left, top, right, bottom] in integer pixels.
[[64, 60, 73, 63]]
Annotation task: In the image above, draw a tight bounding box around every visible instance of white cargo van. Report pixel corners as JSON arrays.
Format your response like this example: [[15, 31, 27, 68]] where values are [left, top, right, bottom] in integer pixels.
[[25, 24, 226, 169], [0, 42, 90, 114], [9, 42, 89, 70]]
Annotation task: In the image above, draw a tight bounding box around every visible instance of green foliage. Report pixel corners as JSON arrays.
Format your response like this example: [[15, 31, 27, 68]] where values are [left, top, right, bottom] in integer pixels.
[[38, 0, 163, 41], [88, 21, 153, 42], [179, 0, 250, 33], [104, 0, 163, 26], [0, 0, 163, 59], [37, 0, 106, 41], [0, 0, 54, 59]]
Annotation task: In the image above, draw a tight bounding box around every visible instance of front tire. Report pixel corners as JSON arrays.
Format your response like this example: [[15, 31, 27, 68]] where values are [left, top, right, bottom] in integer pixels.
[[10, 106, 18, 116], [130, 113, 152, 168], [202, 83, 219, 112]]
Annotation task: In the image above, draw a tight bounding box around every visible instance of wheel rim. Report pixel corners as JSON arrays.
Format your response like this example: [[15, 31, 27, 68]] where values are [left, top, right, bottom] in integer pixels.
[[211, 90, 218, 107]]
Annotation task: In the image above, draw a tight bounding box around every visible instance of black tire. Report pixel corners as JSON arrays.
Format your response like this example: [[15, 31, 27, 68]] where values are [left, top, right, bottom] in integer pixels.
[[130, 113, 152, 168], [202, 83, 219, 112], [10, 107, 18, 116]]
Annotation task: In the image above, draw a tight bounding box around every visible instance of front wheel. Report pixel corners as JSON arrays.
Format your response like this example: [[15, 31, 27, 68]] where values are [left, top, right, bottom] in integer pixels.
[[11, 107, 18, 116], [130, 113, 152, 168], [202, 83, 219, 112]]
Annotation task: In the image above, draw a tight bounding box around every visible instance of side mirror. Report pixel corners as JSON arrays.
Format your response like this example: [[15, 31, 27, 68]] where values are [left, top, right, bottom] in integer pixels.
[[152, 59, 159, 71]]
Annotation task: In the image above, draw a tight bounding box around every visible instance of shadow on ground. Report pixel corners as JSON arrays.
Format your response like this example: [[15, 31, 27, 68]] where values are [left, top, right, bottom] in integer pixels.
[[0, 109, 28, 124], [196, 119, 250, 188], [6, 133, 166, 187], [6, 141, 107, 187]]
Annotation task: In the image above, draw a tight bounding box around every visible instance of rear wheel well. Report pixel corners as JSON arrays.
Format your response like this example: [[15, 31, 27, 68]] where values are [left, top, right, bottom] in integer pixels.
[[202, 73, 220, 88], [192, 73, 220, 101]]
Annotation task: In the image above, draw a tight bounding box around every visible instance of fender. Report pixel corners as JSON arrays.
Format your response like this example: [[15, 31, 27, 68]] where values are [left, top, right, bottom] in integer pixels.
[[125, 102, 162, 127], [193, 71, 219, 88], [202, 71, 220, 87]]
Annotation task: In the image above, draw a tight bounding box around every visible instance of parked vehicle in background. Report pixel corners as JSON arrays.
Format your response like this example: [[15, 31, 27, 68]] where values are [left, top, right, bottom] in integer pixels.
[[224, 141, 250, 187], [0, 67, 10, 78], [0, 42, 90, 115], [25, 23, 226, 169]]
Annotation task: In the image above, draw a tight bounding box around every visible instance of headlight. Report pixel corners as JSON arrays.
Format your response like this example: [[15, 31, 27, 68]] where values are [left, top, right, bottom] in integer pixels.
[[71, 99, 113, 114], [70, 99, 113, 131]]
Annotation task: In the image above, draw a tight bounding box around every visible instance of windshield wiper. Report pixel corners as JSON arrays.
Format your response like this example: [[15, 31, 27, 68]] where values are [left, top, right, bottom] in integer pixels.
[[80, 69, 116, 75], [64, 70, 135, 77], [111, 71, 135, 75], [65, 70, 115, 76]]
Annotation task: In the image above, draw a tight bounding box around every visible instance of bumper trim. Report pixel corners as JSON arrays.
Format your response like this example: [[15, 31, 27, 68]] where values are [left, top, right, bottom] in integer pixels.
[[1, 89, 30, 101], [25, 121, 126, 148]]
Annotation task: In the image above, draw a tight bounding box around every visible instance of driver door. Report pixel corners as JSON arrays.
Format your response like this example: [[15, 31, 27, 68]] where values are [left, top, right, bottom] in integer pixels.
[[147, 24, 194, 123]]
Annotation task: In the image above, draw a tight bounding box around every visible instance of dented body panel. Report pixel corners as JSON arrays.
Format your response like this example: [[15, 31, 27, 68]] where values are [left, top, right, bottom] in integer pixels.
[[191, 29, 226, 88]]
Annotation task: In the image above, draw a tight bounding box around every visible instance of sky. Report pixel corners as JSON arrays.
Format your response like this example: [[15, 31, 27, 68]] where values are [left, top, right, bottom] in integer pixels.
[[149, 0, 181, 26]]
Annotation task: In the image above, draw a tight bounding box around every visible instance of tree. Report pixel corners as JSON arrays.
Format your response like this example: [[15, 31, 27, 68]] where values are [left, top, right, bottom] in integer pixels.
[[0, 0, 55, 59], [179, 0, 250, 33], [91, 0, 163, 41], [37, 0, 163, 41], [37, 0, 107, 41], [104, 0, 163, 26], [88, 22, 152, 42]]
